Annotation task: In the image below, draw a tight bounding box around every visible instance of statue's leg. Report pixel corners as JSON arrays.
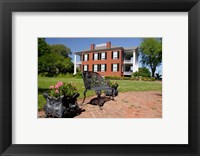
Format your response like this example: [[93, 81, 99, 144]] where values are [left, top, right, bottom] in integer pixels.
[[111, 88, 114, 100], [99, 105, 103, 110], [81, 89, 87, 105], [95, 90, 101, 98]]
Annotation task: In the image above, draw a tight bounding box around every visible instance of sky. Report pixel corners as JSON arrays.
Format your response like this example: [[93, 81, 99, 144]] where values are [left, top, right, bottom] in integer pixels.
[[46, 38, 162, 75]]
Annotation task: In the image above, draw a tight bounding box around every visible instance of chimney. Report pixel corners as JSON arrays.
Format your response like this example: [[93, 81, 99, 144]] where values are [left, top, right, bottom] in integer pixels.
[[106, 42, 111, 48], [90, 44, 95, 50]]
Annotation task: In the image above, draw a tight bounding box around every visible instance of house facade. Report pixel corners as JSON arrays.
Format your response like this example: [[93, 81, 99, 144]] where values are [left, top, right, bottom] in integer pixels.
[[74, 42, 139, 77]]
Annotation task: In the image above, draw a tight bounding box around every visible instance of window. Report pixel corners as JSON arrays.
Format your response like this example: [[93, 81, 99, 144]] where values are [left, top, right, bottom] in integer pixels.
[[112, 63, 119, 72], [94, 64, 98, 72], [84, 54, 88, 61], [83, 65, 88, 71], [113, 51, 118, 59], [101, 52, 106, 60], [101, 64, 105, 72], [94, 53, 98, 60]]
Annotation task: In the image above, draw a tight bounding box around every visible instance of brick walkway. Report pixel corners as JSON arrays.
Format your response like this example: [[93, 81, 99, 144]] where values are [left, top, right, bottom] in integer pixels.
[[76, 91, 162, 118], [38, 91, 162, 118]]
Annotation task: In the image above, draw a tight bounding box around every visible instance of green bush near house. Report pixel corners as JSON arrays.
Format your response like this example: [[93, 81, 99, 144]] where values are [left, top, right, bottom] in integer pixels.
[[72, 71, 82, 78], [104, 75, 156, 81], [132, 67, 151, 77]]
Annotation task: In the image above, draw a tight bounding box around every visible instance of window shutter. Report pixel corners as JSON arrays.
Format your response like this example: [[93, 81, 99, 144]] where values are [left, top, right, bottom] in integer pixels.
[[92, 65, 94, 72], [105, 64, 107, 71], [87, 65, 89, 71], [105, 52, 107, 59], [99, 53, 101, 60], [83, 54, 84, 61], [98, 64, 100, 71], [118, 51, 119, 59], [117, 63, 119, 71], [112, 51, 113, 59], [93, 53, 94, 60], [88, 54, 89, 61], [111, 64, 113, 71]]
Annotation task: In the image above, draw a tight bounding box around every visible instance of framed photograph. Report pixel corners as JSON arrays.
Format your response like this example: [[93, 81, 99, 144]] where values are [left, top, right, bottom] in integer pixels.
[[38, 37, 162, 119], [1, 0, 200, 156]]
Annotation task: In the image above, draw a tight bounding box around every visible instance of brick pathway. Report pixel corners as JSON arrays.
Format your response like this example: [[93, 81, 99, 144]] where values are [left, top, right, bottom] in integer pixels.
[[38, 91, 162, 118], [76, 91, 162, 118]]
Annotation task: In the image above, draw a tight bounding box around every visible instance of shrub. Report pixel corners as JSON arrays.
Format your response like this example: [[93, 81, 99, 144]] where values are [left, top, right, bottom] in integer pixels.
[[105, 76, 124, 80], [73, 71, 82, 78], [155, 73, 162, 80], [133, 67, 151, 77], [150, 77, 156, 81], [123, 77, 130, 80], [105, 74, 155, 81], [55, 73, 73, 78]]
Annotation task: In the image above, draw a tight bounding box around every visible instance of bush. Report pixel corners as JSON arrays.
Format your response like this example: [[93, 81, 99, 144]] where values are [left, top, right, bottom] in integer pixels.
[[155, 73, 162, 80], [150, 77, 156, 81], [105, 76, 122, 80], [105, 74, 155, 82], [133, 67, 151, 77], [72, 71, 82, 78], [39, 72, 58, 77], [123, 77, 130, 80], [55, 73, 73, 78]]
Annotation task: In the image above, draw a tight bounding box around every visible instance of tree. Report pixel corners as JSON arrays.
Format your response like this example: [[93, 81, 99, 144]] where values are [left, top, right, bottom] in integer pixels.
[[38, 38, 51, 57], [50, 44, 72, 58], [38, 39, 74, 76], [140, 38, 162, 77]]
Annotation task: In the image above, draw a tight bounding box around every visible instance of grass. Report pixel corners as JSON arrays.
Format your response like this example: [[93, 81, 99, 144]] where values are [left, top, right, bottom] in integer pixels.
[[38, 76, 162, 110]]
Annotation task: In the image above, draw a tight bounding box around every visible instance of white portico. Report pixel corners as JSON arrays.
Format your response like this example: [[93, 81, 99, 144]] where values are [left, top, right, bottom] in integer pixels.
[[73, 52, 82, 74], [123, 47, 139, 76]]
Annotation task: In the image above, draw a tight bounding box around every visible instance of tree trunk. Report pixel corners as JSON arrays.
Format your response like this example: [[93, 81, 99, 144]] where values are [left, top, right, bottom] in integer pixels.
[[151, 68, 156, 77]]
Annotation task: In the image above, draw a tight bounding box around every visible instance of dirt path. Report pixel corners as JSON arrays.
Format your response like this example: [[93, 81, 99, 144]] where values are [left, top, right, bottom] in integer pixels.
[[38, 91, 162, 118]]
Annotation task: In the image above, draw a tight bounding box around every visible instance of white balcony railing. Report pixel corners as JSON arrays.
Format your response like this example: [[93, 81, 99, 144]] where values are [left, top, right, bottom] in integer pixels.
[[76, 61, 82, 65], [123, 71, 133, 75], [124, 60, 133, 63]]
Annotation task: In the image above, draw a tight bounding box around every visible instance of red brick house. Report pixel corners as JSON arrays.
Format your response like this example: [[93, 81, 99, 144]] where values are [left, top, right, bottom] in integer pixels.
[[74, 42, 139, 77]]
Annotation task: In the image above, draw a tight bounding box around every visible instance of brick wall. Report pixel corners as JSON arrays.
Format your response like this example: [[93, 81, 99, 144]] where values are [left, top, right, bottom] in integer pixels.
[[82, 48, 123, 76]]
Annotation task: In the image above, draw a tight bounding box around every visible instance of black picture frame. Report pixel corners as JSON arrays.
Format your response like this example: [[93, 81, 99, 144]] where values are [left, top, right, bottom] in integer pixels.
[[0, 0, 200, 155]]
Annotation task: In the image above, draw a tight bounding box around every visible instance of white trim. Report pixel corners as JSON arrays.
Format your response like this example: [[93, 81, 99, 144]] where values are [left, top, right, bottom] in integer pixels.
[[73, 54, 77, 74]]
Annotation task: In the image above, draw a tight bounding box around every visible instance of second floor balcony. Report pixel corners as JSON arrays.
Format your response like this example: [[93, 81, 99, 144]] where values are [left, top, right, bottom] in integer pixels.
[[76, 61, 82, 65], [124, 59, 133, 64]]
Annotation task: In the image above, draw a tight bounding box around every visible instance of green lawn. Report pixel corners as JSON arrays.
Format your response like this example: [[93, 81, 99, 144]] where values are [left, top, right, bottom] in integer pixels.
[[38, 76, 162, 110]]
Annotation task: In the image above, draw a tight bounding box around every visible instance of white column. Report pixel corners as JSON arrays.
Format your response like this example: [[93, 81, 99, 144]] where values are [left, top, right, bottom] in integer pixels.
[[73, 54, 77, 74], [135, 52, 139, 72], [133, 50, 135, 72]]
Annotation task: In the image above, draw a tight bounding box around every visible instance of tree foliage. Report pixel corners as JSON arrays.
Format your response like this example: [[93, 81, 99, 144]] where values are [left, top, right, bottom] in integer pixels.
[[50, 44, 72, 58], [140, 38, 162, 77], [38, 38, 51, 57], [38, 39, 74, 76]]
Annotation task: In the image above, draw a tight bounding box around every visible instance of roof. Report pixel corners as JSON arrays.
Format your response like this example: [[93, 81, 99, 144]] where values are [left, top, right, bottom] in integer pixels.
[[74, 46, 123, 54], [74, 45, 138, 54], [124, 46, 138, 50], [124, 46, 138, 53]]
